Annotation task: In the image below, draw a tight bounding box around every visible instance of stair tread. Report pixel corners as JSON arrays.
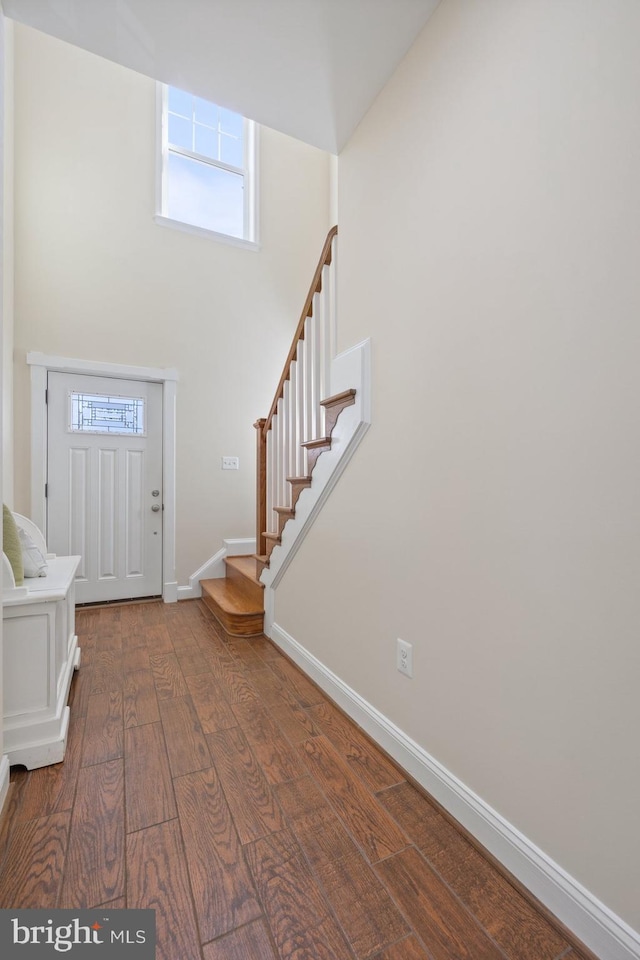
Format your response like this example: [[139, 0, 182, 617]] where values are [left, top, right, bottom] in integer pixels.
[[225, 555, 265, 588], [320, 388, 357, 408], [300, 437, 331, 449], [263, 531, 281, 542], [274, 506, 295, 515], [200, 578, 263, 616], [287, 475, 312, 484]]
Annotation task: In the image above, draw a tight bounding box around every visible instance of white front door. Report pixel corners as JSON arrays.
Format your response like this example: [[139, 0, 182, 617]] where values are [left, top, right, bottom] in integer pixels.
[[47, 372, 163, 603]]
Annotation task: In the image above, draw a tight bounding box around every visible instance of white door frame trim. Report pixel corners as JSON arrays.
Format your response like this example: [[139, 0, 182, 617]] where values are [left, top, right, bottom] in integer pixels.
[[27, 352, 180, 603]]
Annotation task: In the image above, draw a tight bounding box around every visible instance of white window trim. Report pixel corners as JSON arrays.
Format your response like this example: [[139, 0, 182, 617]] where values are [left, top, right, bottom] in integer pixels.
[[155, 83, 259, 250]]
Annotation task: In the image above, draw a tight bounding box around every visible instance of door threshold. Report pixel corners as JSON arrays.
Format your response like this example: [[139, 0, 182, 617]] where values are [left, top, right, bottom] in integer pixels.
[[76, 596, 162, 610]]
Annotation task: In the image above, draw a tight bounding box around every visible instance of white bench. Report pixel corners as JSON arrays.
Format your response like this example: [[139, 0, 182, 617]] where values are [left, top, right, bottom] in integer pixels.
[[2, 514, 81, 769]]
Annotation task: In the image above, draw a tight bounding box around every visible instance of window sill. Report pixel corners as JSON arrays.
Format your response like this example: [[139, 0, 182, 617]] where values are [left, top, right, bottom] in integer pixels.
[[154, 215, 260, 252]]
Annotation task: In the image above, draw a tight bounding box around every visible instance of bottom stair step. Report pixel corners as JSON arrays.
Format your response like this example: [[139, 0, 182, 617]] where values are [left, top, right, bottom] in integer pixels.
[[200, 578, 264, 637]]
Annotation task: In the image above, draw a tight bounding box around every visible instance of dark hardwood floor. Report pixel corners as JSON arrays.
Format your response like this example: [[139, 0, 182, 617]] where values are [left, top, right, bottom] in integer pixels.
[[0, 600, 594, 960]]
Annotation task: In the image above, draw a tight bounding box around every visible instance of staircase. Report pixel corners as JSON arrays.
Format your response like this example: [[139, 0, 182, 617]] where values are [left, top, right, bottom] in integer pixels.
[[200, 226, 356, 638]]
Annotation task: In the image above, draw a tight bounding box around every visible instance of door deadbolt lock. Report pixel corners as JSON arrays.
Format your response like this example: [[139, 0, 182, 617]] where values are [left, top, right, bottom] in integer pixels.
[[151, 490, 160, 497], [151, 504, 161, 512]]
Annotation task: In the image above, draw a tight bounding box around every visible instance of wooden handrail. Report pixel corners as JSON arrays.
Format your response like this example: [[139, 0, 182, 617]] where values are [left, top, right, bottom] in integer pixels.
[[263, 224, 338, 436]]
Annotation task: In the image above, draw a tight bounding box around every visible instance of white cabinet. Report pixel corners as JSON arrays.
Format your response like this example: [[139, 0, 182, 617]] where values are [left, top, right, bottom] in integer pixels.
[[2, 515, 81, 769]]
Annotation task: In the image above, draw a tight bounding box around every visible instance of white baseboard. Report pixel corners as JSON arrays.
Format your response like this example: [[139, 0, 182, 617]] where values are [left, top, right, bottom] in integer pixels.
[[177, 538, 257, 600], [269, 621, 640, 960], [0, 755, 10, 816], [163, 581, 178, 603]]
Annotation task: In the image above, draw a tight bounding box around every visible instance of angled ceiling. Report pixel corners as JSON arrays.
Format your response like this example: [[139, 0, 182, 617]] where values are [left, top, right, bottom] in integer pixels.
[[2, 0, 440, 152]]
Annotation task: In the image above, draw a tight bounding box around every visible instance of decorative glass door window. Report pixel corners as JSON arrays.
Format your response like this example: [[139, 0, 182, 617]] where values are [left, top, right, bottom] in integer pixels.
[[69, 392, 146, 435]]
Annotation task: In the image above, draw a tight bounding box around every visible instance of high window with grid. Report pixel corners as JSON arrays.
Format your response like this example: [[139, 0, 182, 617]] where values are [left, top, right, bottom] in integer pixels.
[[158, 85, 257, 245]]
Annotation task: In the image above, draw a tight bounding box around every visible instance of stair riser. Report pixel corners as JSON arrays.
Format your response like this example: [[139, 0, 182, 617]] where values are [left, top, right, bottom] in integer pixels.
[[225, 562, 264, 607], [201, 593, 264, 637]]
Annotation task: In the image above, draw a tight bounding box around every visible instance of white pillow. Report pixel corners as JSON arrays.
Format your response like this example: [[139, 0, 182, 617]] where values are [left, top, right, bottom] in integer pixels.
[[18, 526, 48, 578]]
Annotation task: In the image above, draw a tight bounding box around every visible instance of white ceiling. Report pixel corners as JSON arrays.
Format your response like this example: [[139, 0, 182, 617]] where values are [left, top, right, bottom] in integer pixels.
[[2, 0, 440, 153]]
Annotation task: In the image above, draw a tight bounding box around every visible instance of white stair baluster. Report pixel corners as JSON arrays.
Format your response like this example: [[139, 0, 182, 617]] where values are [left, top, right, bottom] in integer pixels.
[[289, 361, 297, 496], [312, 292, 322, 438], [295, 339, 305, 477], [281, 383, 290, 509], [303, 315, 313, 473], [266, 426, 274, 538]]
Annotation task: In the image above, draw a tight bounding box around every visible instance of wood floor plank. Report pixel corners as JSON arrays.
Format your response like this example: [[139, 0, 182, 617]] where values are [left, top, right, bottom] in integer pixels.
[[298, 736, 407, 863], [169, 628, 201, 654], [123, 645, 151, 674], [308, 700, 405, 793], [206, 726, 284, 843], [127, 819, 202, 960], [276, 776, 409, 959], [225, 638, 264, 667], [82, 691, 123, 766], [119, 601, 143, 637], [247, 667, 289, 706], [249, 667, 321, 741], [176, 645, 210, 676], [124, 667, 161, 728], [185, 673, 237, 734], [150, 653, 189, 700], [371, 935, 430, 959], [76, 607, 101, 631], [0, 812, 70, 908], [376, 847, 507, 960], [174, 767, 261, 941], [0, 769, 29, 866], [246, 828, 355, 960], [268, 657, 325, 707], [379, 782, 569, 960], [232, 700, 307, 784], [202, 919, 278, 960], [90, 649, 123, 694], [144, 622, 174, 655], [17, 714, 85, 822], [59, 759, 125, 908], [206, 651, 258, 704], [95, 897, 127, 910], [159, 695, 212, 778], [125, 723, 176, 832], [249, 635, 283, 662], [68, 661, 93, 717], [271, 697, 321, 743]]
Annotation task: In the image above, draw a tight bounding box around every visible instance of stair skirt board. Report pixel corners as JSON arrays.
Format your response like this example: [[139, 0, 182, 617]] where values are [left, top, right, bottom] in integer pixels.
[[266, 620, 640, 960]]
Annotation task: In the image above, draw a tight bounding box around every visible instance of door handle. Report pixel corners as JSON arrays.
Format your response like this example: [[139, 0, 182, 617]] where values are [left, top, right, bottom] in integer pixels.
[[151, 504, 161, 512]]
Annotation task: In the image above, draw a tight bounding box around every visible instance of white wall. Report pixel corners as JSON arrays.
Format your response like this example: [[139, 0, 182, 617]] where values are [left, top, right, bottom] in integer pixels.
[[275, 0, 640, 935], [12, 23, 331, 585]]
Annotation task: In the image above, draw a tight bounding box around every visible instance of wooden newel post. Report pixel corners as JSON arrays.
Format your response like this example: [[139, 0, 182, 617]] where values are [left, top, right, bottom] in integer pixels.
[[254, 418, 267, 557]]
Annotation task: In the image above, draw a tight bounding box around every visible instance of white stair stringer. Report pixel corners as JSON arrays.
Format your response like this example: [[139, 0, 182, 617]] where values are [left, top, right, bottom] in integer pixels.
[[261, 337, 371, 633]]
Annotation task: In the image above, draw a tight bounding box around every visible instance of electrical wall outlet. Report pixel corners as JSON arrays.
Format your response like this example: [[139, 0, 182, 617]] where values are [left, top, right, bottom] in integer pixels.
[[221, 456, 239, 470], [397, 638, 413, 678]]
